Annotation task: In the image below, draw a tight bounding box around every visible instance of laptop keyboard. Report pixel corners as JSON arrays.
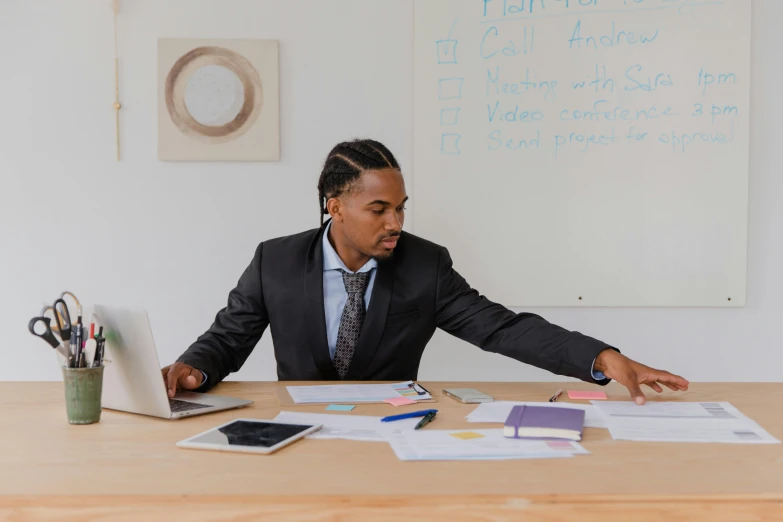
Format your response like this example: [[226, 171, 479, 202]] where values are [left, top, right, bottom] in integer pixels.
[[169, 398, 212, 413]]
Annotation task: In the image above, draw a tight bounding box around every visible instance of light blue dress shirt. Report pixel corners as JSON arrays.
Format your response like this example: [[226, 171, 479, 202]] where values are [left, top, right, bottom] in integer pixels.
[[198, 222, 606, 382], [321, 221, 378, 360]]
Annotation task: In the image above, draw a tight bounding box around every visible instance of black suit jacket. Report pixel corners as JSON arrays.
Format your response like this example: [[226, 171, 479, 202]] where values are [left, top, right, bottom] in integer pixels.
[[178, 220, 612, 389]]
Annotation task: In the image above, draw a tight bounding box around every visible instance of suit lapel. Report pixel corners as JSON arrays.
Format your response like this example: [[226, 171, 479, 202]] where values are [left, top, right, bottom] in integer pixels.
[[343, 253, 395, 380], [303, 221, 339, 380]]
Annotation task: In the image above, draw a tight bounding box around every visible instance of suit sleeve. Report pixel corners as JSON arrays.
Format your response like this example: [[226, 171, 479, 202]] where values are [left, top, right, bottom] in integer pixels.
[[434, 247, 613, 384], [177, 242, 269, 391]]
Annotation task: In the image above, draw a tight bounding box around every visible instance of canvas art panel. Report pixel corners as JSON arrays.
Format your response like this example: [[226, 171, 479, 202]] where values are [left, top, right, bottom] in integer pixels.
[[158, 38, 280, 161]]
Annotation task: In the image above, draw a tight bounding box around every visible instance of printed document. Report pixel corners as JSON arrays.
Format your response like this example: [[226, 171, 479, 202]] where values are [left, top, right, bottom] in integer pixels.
[[386, 429, 589, 461], [285, 381, 431, 404], [274, 411, 418, 442], [592, 401, 780, 444]]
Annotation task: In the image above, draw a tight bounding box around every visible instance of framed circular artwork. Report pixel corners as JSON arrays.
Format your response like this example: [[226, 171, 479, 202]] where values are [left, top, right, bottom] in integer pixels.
[[158, 39, 280, 161]]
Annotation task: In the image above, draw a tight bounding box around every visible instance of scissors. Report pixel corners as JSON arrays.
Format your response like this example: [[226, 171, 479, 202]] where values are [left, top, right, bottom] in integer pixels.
[[39, 304, 63, 338], [28, 316, 73, 367], [50, 298, 73, 344], [58, 290, 82, 322]]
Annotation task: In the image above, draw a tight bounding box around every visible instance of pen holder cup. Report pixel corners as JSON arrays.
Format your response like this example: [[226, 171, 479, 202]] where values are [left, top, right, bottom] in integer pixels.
[[62, 365, 104, 425]]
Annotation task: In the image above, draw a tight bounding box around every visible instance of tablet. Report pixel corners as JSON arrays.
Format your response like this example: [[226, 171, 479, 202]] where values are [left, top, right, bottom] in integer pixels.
[[176, 418, 322, 455]]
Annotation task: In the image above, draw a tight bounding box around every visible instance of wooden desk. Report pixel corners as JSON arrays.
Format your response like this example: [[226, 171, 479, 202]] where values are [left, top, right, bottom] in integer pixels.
[[1, 382, 781, 521]]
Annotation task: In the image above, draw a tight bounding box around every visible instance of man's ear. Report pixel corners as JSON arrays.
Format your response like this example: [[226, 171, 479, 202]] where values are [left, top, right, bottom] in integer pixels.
[[326, 198, 342, 222]]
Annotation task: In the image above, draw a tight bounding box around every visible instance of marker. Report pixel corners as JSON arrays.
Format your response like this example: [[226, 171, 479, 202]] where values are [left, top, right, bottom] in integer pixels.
[[414, 411, 436, 430], [381, 409, 438, 422], [89, 314, 95, 341], [83, 338, 97, 367], [549, 389, 563, 402]]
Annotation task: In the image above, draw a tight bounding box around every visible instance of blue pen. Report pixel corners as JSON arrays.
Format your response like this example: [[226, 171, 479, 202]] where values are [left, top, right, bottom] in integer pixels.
[[380, 409, 438, 422]]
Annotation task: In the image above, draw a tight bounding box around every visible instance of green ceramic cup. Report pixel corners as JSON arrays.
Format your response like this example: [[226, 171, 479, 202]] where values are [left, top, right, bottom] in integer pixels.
[[62, 365, 104, 425]]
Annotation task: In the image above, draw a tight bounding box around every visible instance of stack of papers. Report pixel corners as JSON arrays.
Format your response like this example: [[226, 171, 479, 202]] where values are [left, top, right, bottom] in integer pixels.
[[466, 401, 608, 429], [273, 400, 780, 461], [592, 401, 780, 444], [273, 411, 590, 461], [386, 429, 589, 461], [285, 381, 431, 404]]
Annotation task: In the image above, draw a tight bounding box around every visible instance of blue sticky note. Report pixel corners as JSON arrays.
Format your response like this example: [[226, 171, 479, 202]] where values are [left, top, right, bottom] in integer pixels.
[[326, 404, 355, 411]]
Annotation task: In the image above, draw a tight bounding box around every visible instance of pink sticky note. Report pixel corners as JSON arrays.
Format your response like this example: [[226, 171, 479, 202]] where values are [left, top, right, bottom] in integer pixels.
[[384, 397, 417, 407], [568, 390, 608, 400]]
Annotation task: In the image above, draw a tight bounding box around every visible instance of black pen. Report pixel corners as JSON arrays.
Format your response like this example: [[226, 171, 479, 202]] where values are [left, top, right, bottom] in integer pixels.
[[95, 326, 104, 366], [414, 411, 436, 430], [74, 322, 83, 368], [69, 336, 77, 363], [98, 337, 106, 366], [408, 382, 431, 395]]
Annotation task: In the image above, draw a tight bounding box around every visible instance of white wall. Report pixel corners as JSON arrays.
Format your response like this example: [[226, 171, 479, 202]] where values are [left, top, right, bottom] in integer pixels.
[[1, 0, 781, 383]]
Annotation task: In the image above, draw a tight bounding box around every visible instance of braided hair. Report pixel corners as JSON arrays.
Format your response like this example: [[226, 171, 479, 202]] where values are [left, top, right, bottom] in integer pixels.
[[317, 139, 400, 225]]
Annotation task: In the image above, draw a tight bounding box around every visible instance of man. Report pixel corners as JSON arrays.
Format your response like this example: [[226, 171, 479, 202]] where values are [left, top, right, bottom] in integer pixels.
[[163, 139, 689, 404]]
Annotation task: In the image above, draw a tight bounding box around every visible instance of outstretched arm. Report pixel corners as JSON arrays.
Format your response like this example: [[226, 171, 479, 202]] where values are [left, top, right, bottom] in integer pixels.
[[434, 246, 689, 401]]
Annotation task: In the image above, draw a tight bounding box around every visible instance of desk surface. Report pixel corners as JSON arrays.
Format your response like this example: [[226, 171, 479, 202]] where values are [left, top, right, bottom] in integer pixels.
[[2, 381, 782, 520]]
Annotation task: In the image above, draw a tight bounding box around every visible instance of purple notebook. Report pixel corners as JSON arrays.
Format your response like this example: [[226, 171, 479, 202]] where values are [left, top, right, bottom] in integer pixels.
[[503, 405, 585, 441]]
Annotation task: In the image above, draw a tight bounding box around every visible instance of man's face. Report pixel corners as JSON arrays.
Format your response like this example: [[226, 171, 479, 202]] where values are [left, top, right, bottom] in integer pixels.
[[331, 168, 407, 262]]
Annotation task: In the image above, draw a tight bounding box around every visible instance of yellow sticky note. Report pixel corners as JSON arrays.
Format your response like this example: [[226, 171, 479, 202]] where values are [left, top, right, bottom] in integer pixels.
[[450, 431, 485, 440]]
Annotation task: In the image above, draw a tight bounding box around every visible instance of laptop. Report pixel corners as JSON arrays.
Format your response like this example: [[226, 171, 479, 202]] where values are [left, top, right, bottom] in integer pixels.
[[94, 305, 253, 419]]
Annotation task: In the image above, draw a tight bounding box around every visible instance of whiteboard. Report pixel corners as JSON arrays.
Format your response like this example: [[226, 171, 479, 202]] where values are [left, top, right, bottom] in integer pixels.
[[413, 0, 750, 307]]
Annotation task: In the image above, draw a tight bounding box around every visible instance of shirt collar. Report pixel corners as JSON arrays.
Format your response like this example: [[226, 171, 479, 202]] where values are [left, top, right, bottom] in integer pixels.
[[322, 221, 378, 274]]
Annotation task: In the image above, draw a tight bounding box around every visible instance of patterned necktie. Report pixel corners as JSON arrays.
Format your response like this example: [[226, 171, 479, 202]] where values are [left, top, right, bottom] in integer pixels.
[[333, 269, 371, 379]]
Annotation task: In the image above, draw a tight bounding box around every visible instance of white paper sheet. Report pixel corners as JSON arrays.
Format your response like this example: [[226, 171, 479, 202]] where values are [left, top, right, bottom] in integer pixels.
[[386, 429, 589, 461], [285, 381, 431, 404], [465, 401, 608, 429], [592, 401, 781, 444], [591, 401, 750, 420], [274, 411, 419, 442]]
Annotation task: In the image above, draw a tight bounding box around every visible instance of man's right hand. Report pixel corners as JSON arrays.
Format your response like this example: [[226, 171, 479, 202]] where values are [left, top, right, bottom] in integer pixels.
[[161, 363, 204, 398]]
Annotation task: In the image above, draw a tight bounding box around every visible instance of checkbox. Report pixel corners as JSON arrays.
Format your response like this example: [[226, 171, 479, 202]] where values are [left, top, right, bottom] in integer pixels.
[[440, 108, 460, 126], [436, 39, 458, 64], [438, 78, 464, 100], [440, 133, 461, 155]]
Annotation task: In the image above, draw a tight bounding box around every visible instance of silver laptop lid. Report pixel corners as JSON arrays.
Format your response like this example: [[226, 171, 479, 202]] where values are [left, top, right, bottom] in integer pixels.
[[94, 306, 173, 419]]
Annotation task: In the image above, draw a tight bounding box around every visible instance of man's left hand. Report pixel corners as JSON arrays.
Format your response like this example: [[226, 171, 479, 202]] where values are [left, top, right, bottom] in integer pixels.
[[594, 349, 689, 405]]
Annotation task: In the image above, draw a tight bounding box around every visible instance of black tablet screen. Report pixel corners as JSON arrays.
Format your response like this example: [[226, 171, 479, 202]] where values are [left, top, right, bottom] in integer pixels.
[[190, 420, 313, 448]]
